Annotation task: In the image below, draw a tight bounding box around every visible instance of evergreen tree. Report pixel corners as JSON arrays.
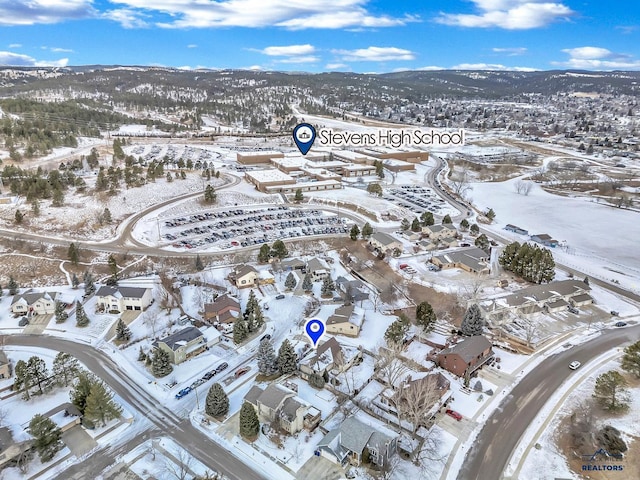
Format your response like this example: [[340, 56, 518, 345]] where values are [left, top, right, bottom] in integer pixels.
[[71, 273, 80, 289], [107, 254, 119, 285], [420, 211, 434, 226], [442, 214, 452, 224], [70, 371, 95, 413], [302, 274, 313, 292], [499, 242, 555, 284], [239, 402, 259, 439], [257, 338, 279, 376], [271, 240, 288, 259], [83, 381, 122, 427], [411, 218, 421, 232], [27, 356, 49, 395], [233, 318, 249, 344], [29, 414, 63, 462], [31, 200, 40, 216], [460, 218, 469, 230], [475, 234, 490, 252], [321, 276, 335, 297], [14, 209, 24, 224], [115, 319, 132, 341], [8, 275, 19, 295], [52, 188, 64, 207], [166, 172, 173, 183], [349, 224, 360, 240], [415, 301, 436, 333], [485, 208, 496, 221], [83, 271, 95, 295], [621, 341, 640, 378], [205, 383, 229, 417], [102, 208, 112, 224], [137, 346, 147, 362], [13, 359, 33, 400], [461, 304, 484, 336], [151, 348, 173, 377], [203, 184, 217, 204], [294, 188, 303, 202], [361, 222, 373, 238], [95, 168, 108, 191], [470, 223, 480, 235], [400, 218, 410, 231], [375, 160, 385, 178], [52, 352, 79, 387], [195, 254, 204, 271], [384, 314, 410, 345], [284, 272, 297, 290], [366, 183, 383, 196], [277, 339, 297, 374], [309, 373, 326, 389], [583, 276, 590, 286], [593, 370, 629, 412], [67, 242, 79, 265], [75, 301, 89, 327], [54, 301, 68, 324], [257, 244, 271, 263]]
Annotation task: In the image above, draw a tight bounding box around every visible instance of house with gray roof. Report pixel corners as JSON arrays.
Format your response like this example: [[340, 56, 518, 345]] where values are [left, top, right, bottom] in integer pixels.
[[11, 291, 59, 316], [431, 247, 490, 274], [152, 326, 206, 364], [316, 416, 398, 467], [437, 336, 494, 377], [299, 337, 362, 381], [335, 276, 369, 303], [326, 304, 365, 337], [96, 285, 152, 313], [369, 232, 403, 255], [243, 384, 320, 434], [307, 257, 329, 282]]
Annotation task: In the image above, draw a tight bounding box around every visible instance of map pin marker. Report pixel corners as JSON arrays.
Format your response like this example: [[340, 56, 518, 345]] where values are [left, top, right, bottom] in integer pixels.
[[293, 123, 316, 155], [304, 318, 325, 348]]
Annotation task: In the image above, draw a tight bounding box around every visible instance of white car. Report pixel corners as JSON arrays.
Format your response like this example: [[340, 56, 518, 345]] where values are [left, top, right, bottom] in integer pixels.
[[569, 361, 581, 370]]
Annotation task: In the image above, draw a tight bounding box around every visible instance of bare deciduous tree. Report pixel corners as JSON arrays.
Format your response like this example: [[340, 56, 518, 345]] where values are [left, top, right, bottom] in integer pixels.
[[376, 343, 409, 389], [394, 375, 443, 433], [514, 179, 533, 196], [163, 448, 194, 480], [450, 169, 472, 199]]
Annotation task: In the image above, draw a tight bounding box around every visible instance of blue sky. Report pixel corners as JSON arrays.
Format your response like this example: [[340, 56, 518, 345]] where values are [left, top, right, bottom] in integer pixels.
[[0, 0, 639, 72]]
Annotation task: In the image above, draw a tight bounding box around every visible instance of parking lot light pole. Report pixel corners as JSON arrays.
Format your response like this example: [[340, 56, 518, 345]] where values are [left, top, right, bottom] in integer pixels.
[[194, 385, 200, 410]]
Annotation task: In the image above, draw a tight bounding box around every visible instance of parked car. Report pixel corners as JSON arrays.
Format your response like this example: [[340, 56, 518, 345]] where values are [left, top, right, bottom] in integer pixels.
[[260, 334, 271, 342], [203, 371, 215, 380], [610, 310, 620, 316], [615, 321, 627, 327], [399, 263, 409, 270], [446, 409, 463, 421], [175, 387, 192, 399], [215, 362, 229, 373], [234, 367, 250, 378], [569, 361, 581, 370], [567, 306, 579, 314], [18, 317, 29, 327], [275, 294, 285, 300]]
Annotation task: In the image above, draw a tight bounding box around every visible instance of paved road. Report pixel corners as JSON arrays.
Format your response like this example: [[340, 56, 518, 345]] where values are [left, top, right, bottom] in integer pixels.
[[456, 324, 640, 480], [2, 334, 268, 480]]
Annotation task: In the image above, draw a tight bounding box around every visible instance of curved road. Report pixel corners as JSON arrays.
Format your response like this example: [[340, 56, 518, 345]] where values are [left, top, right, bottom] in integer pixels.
[[457, 324, 640, 480], [1, 334, 268, 480]]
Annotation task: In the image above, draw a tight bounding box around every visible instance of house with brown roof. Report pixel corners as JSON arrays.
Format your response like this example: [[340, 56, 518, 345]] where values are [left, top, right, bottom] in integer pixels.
[[299, 337, 362, 381], [422, 223, 458, 241], [230, 265, 259, 289], [0, 351, 11, 380], [437, 336, 494, 378], [203, 294, 240, 324], [244, 384, 320, 434], [326, 304, 364, 337]]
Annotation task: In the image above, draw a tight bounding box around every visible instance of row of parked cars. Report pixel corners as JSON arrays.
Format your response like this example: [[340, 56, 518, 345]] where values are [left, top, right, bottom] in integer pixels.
[[384, 185, 447, 214], [175, 362, 229, 399]]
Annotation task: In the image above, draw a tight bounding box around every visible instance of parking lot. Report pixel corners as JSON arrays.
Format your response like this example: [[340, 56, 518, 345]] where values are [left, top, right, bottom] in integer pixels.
[[161, 205, 350, 251], [384, 185, 454, 216]]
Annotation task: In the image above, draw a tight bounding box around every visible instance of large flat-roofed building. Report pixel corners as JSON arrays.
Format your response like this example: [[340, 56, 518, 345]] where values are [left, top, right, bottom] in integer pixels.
[[271, 156, 308, 173], [245, 169, 296, 192], [264, 179, 342, 194], [342, 164, 377, 177], [333, 150, 378, 165], [301, 166, 342, 181], [381, 158, 415, 172], [237, 151, 284, 165], [356, 148, 429, 163]]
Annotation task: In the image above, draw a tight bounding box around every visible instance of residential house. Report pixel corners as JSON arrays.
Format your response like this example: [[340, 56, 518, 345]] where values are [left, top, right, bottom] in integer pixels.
[[152, 327, 206, 364], [244, 384, 320, 434], [299, 337, 362, 381], [316, 416, 399, 467], [278, 258, 306, 272], [307, 258, 330, 282], [203, 294, 240, 324], [437, 336, 494, 378], [230, 264, 259, 288], [368, 232, 403, 255], [504, 224, 528, 235], [0, 426, 32, 470], [0, 351, 10, 379], [326, 304, 365, 337], [431, 247, 490, 274], [95, 286, 152, 313], [400, 230, 421, 242], [335, 276, 369, 303], [10, 291, 59, 316], [530, 234, 558, 247], [422, 223, 458, 241]]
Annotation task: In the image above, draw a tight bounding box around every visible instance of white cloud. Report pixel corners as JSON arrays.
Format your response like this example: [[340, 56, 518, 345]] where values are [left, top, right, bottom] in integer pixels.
[[451, 62, 537, 71], [553, 46, 640, 69], [0, 51, 68, 67], [326, 63, 349, 70], [187, 44, 198, 48], [50, 47, 74, 53], [108, 0, 417, 29], [274, 56, 319, 64], [332, 46, 416, 62], [0, 0, 94, 26], [417, 65, 446, 71], [103, 8, 149, 28], [8, 43, 22, 49], [492, 47, 527, 55], [437, 0, 574, 30], [259, 45, 316, 57]]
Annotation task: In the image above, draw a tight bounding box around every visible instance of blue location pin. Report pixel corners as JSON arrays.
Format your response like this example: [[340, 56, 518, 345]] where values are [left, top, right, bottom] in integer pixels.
[[304, 318, 325, 347], [293, 123, 316, 155]]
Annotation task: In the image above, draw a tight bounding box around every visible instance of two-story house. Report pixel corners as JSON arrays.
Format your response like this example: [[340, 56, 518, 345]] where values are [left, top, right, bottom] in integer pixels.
[[11, 291, 59, 316], [203, 294, 240, 324], [437, 336, 494, 378], [95, 286, 152, 313], [230, 265, 259, 289], [152, 326, 206, 364]]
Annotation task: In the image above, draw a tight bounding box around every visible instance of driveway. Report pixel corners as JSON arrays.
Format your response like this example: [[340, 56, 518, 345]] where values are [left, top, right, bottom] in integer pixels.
[[296, 455, 345, 480], [23, 314, 53, 334], [62, 425, 97, 456]]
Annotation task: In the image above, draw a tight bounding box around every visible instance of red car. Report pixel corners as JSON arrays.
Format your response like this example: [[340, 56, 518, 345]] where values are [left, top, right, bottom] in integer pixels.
[[234, 367, 250, 378], [446, 409, 463, 421]]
